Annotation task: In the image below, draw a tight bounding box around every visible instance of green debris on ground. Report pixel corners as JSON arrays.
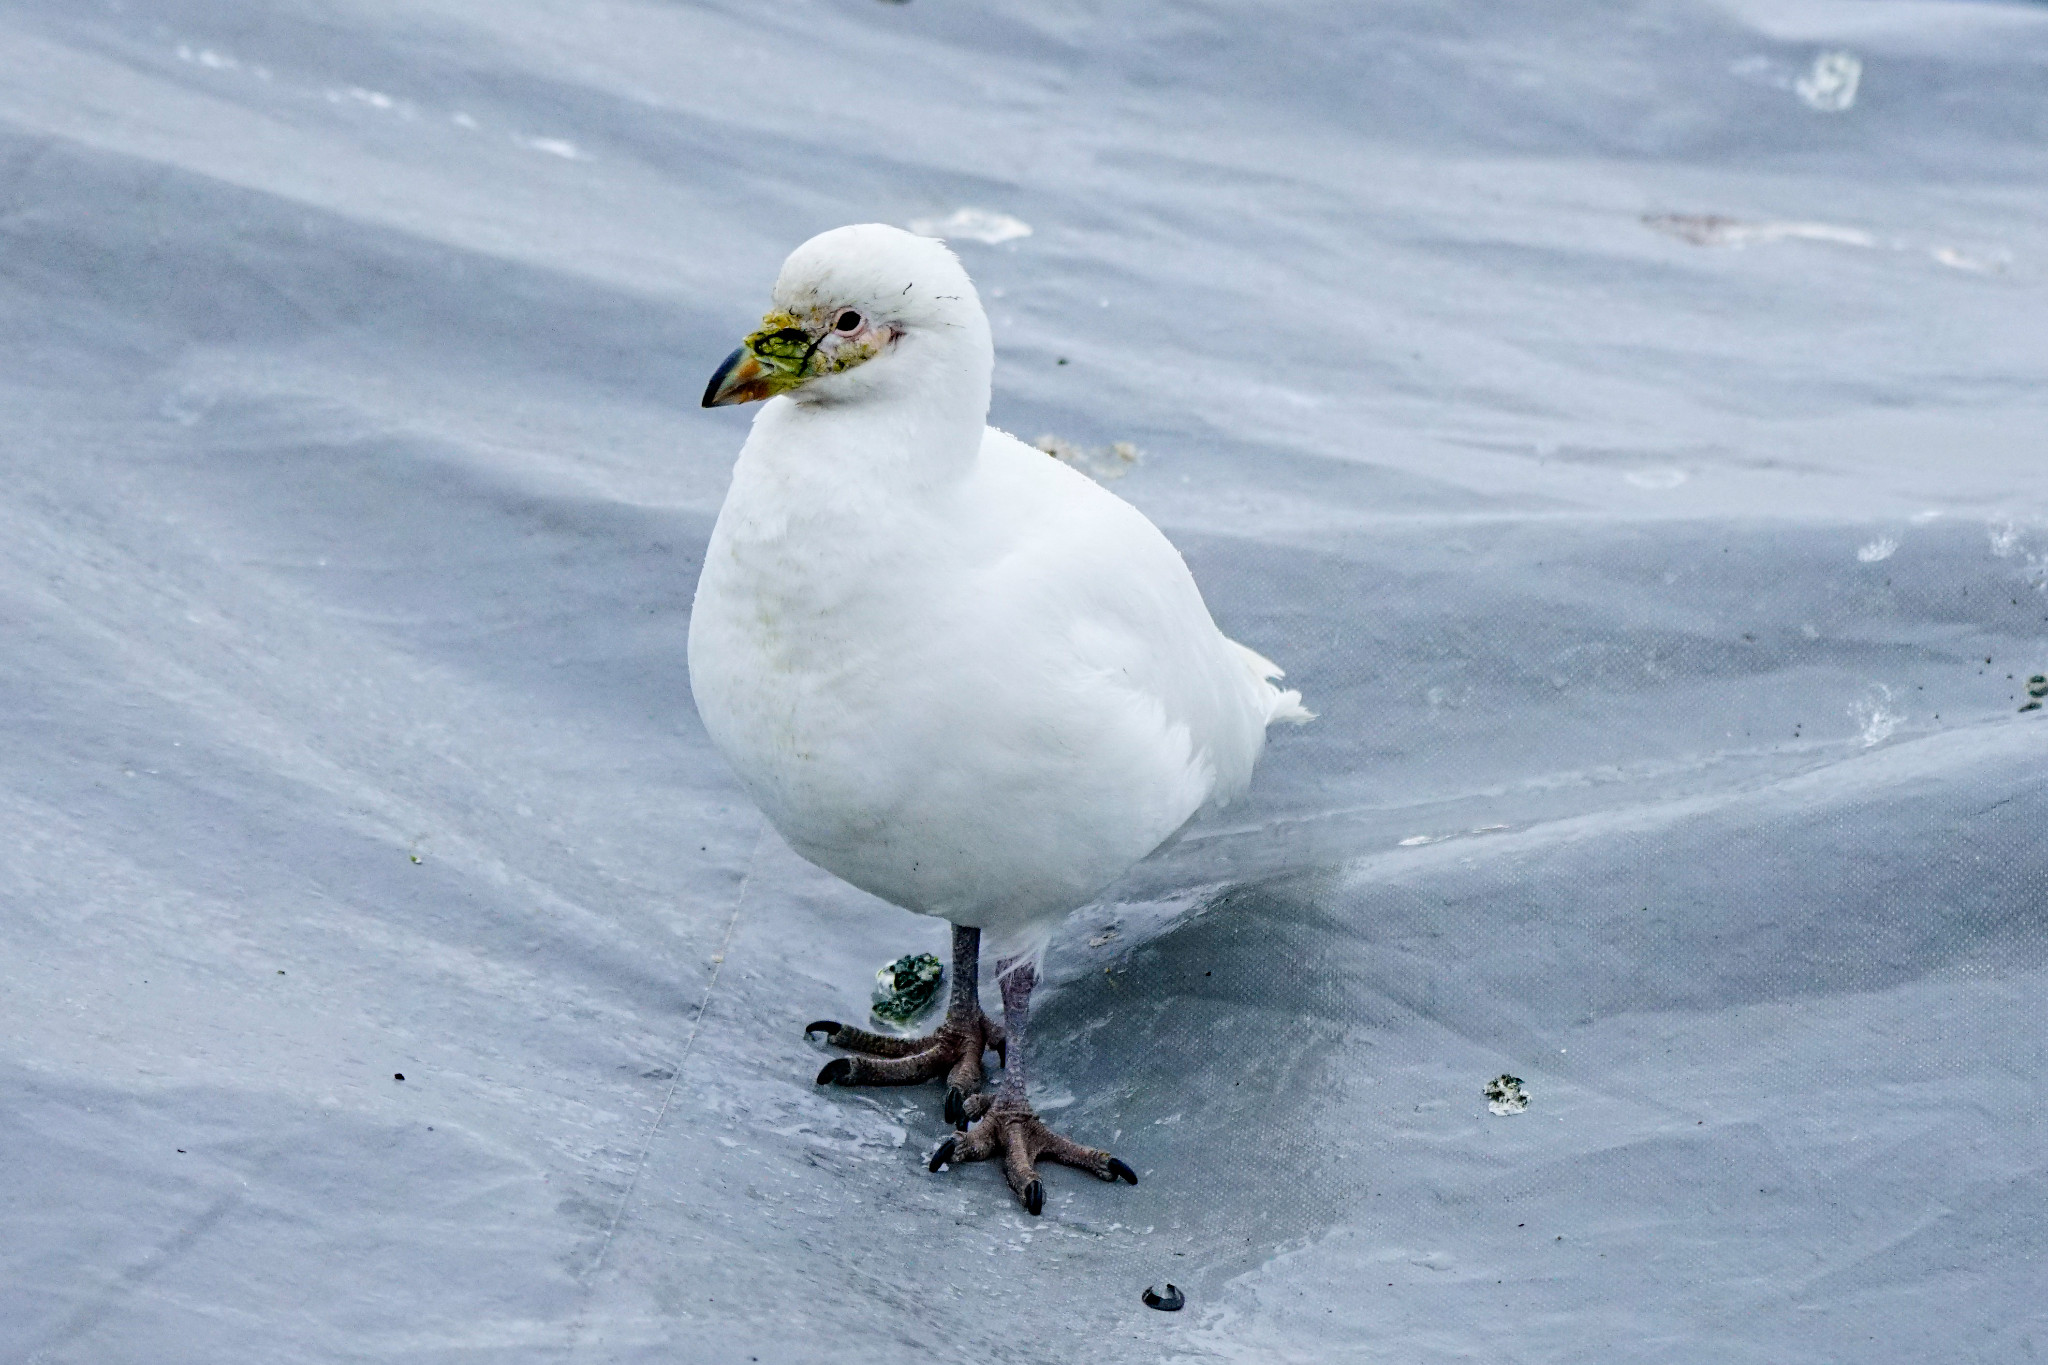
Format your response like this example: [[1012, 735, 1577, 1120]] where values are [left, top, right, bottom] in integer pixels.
[[1485, 1074, 1530, 1115], [871, 952, 943, 1024]]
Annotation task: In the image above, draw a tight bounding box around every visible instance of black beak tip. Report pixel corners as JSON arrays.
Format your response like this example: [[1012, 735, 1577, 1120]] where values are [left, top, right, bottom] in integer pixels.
[[701, 347, 746, 408]]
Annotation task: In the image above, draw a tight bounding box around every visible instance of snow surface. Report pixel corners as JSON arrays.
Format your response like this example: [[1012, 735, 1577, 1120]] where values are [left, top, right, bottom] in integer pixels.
[[3, 1, 2045, 1361]]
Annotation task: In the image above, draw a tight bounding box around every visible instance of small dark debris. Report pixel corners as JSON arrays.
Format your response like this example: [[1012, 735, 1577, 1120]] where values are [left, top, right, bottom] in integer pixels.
[[2022, 701, 2042, 713], [1056, 357, 1069, 365], [394, 1073, 405, 1081], [1143, 1284, 1185, 1311], [176, 1149, 185, 1153]]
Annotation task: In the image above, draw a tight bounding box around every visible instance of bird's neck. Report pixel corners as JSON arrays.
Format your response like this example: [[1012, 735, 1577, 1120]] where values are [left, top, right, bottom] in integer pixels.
[[764, 331, 991, 488]]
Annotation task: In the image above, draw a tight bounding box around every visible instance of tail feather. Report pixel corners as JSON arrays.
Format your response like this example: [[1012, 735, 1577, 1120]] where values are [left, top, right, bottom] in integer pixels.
[[1230, 640, 1315, 726]]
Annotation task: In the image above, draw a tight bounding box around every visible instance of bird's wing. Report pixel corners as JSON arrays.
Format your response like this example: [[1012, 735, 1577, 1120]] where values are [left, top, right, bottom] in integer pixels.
[[965, 427, 1298, 814]]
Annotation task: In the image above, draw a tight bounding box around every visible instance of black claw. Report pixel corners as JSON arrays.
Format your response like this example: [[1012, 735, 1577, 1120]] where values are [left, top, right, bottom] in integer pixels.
[[1107, 1158, 1138, 1185], [944, 1086, 967, 1128], [1023, 1179, 1044, 1216], [1142, 1284, 1185, 1312], [928, 1138, 956, 1173], [815, 1058, 853, 1086], [804, 1020, 841, 1040]]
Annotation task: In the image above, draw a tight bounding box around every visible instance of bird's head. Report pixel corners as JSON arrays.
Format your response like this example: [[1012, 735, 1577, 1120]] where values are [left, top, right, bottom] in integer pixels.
[[702, 223, 989, 409]]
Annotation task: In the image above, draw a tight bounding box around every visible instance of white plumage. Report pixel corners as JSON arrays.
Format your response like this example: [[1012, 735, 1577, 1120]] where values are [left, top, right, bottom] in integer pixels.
[[689, 224, 1307, 962]]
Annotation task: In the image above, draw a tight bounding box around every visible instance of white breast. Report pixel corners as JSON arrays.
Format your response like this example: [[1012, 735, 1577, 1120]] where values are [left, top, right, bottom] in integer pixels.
[[688, 412, 1286, 939]]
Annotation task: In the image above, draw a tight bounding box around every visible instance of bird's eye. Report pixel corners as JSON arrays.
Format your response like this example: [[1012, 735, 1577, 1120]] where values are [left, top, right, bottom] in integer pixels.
[[834, 310, 863, 333]]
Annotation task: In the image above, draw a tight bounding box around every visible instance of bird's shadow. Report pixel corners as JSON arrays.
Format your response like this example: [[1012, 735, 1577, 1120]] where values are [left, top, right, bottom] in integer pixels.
[[1026, 869, 1380, 1275]]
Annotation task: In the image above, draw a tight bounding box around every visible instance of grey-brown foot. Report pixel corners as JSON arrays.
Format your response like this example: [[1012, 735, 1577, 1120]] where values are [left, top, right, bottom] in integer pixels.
[[805, 1011, 1006, 1124], [808, 925, 1009, 1122], [927, 1095, 1136, 1215]]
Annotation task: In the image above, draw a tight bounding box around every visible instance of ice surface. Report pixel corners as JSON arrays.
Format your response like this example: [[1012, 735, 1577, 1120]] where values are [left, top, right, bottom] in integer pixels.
[[2, 1, 2045, 1361]]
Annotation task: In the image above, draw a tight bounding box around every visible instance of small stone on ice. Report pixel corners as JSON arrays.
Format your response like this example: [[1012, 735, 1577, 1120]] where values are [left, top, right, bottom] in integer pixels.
[[1484, 1074, 1528, 1115]]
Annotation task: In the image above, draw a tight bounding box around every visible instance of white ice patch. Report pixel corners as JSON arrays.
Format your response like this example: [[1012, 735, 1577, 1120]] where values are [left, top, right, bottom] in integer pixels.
[[1857, 537, 1898, 563], [1033, 1084, 1076, 1114], [1646, 212, 2010, 278], [1988, 522, 2048, 592], [907, 208, 1033, 245], [1643, 215, 1874, 250], [176, 44, 237, 70], [1930, 245, 2009, 275], [1796, 52, 1862, 113], [1729, 50, 1861, 111], [1624, 468, 1688, 490], [520, 137, 586, 160], [324, 87, 418, 120], [174, 43, 271, 82], [1400, 825, 1507, 850], [1853, 685, 1901, 747]]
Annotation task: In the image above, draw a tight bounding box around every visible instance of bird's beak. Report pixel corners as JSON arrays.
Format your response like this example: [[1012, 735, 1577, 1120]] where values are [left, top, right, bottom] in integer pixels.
[[702, 312, 819, 408]]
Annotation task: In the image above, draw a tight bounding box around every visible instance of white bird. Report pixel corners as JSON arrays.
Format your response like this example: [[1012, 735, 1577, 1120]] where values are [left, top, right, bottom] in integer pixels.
[[690, 224, 1309, 1214]]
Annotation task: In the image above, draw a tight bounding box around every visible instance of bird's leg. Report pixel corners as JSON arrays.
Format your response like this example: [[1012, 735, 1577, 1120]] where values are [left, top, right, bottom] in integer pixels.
[[926, 956, 1135, 1215], [808, 924, 1007, 1125]]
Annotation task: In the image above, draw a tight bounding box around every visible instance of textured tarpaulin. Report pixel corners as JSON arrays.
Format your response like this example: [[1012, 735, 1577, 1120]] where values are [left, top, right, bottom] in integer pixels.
[[1, 1, 2044, 1361]]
